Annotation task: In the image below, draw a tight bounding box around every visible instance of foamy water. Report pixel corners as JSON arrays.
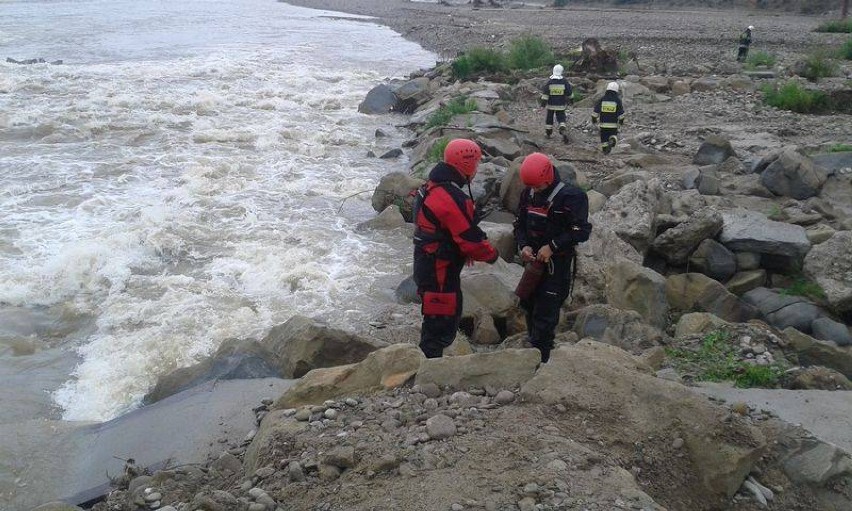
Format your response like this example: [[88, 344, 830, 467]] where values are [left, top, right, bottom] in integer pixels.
[[0, 0, 435, 421]]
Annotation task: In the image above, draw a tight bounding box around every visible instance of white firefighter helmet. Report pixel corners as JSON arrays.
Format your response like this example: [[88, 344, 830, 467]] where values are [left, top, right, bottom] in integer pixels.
[[606, 81, 619, 93], [551, 64, 564, 78], [748, 25, 754, 30]]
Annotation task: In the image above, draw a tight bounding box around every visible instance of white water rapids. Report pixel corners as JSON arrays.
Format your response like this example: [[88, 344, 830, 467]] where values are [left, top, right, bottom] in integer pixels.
[[0, 0, 436, 422]]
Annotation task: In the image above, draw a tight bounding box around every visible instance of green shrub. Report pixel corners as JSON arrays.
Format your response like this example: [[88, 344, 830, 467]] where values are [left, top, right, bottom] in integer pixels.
[[426, 97, 478, 128], [506, 35, 554, 71], [425, 137, 449, 166], [761, 82, 830, 113], [841, 39, 852, 60], [781, 277, 827, 302], [746, 51, 776, 68], [815, 18, 852, 33], [665, 330, 785, 388], [799, 51, 839, 81], [451, 47, 505, 80], [829, 143, 852, 152]]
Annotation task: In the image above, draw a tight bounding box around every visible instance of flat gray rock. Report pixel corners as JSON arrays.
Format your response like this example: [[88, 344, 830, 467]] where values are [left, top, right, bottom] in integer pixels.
[[1, 378, 293, 511], [693, 383, 852, 454]]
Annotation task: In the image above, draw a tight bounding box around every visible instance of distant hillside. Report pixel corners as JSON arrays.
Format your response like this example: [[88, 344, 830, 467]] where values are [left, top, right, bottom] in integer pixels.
[[557, 0, 841, 15]]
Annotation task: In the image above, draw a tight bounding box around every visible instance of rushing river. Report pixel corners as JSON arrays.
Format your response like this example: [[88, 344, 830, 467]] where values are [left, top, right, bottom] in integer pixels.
[[0, 0, 435, 426]]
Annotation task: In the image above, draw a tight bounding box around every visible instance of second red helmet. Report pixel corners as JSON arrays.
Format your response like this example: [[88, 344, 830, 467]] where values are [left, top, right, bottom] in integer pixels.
[[520, 152, 554, 188], [444, 139, 482, 179]]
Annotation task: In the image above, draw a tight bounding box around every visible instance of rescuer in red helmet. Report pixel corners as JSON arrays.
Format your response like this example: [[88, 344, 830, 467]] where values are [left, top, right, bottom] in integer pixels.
[[513, 152, 592, 362], [412, 138, 499, 358]]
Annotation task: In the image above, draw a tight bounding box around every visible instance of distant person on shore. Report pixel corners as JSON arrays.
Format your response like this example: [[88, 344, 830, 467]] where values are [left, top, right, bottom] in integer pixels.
[[413, 138, 499, 358], [591, 81, 625, 154], [737, 25, 753, 62], [513, 152, 591, 363], [539, 64, 573, 141]]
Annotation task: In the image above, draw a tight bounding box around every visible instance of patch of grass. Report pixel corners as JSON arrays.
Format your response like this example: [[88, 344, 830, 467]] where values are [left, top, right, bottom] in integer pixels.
[[829, 143, 852, 152], [761, 81, 831, 113], [799, 51, 839, 81], [426, 97, 478, 128], [506, 35, 554, 71], [765, 203, 786, 221], [780, 277, 827, 302], [666, 330, 785, 388], [841, 39, 852, 60], [815, 18, 852, 33], [451, 47, 505, 81], [425, 137, 449, 166], [745, 51, 776, 68]]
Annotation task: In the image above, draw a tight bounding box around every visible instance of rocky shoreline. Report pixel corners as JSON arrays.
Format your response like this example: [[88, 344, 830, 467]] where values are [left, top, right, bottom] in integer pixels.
[[27, 2, 852, 511]]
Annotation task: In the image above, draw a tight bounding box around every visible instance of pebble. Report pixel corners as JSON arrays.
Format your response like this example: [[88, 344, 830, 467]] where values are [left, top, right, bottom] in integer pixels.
[[424, 398, 439, 410], [523, 483, 539, 496], [420, 382, 441, 398], [288, 461, 306, 482], [451, 504, 464, 511], [282, 408, 297, 417], [324, 408, 339, 420], [294, 408, 312, 421], [517, 497, 537, 511], [255, 466, 275, 479], [494, 390, 515, 405], [547, 459, 568, 471], [672, 437, 684, 449], [426, 414, 457, 440], [248, 504, 266, 511], [345, 397, 359, 407]]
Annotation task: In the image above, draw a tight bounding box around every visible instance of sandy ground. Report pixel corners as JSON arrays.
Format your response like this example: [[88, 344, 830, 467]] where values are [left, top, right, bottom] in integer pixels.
[[280, 0, 844, 62]]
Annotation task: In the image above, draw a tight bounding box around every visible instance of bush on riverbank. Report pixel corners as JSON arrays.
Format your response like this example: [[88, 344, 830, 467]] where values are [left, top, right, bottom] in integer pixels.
[[452, 36, 553, 80], [815, 18, 852, 33], [798, 51, 839, 81], [426, 96, 477, 128], [745, 50, 776, 68], [841, 38, 852, 60], [761, 81, 830, 113]]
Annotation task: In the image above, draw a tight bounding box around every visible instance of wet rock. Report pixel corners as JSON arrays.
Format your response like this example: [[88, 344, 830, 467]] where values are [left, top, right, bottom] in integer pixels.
[[760, 149, 827, 199], [693, 135, 736, 165], [688, 239, 737, 282], [719, 209, 810, 258], [651, 208, 723, 265], [742, 288, 823, 333], [811, 317, 852, 346]]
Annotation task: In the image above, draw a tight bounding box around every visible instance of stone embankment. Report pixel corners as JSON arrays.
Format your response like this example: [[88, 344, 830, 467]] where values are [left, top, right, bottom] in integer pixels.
[[32, 3, 852, 510]]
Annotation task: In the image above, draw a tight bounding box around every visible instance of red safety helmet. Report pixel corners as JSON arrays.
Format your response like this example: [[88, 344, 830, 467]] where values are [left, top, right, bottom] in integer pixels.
[[444, 139, 482, 180], [520, 152, 554, 188]]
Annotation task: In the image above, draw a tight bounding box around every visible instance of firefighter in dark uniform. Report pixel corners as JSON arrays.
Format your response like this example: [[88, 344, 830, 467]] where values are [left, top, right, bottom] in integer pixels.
[[540, 64, 573, 140], [413, 138, 499, 358], [513, 153, 592, 362], [737, 25, 753, 62], [591, 81, 625, 154]]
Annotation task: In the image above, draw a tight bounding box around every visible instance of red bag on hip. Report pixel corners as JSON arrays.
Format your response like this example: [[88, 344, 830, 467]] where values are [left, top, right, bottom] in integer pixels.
[[422, 291, 457, 316], [514, 261, 546, 300]]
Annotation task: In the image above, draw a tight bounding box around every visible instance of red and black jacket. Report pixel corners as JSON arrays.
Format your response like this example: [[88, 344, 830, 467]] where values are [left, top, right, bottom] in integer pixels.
[[513, 172, 592, 256], [413, 162, 498, 265]]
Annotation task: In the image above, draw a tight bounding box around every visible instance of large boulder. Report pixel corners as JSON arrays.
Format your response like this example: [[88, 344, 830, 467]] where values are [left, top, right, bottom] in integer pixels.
[[572, 304, 664, 352], [573, 223, 644, 306], [596, 178, 668, 254], [143, 339, 282, 405], [371, 172, 424, 221], [260, 316, 387, 378], [666, 273, 759, 322], [803, 231, 852, 316], [719, 209, 810, 258], [759, 148, 827, 200], [688, 239, 737, 282], [460, 259, 523, 318], [391, 77, 432, 113], [274, 344, 424, 409], [742, 287, 824, 334], [693, 135, 737, 165], [358, 84, 397, 114], [479, 221, 516, 263], [414, 349, 541, 390], [521, 341, 765, 502], [784, 327, 852, 379], [651, 208, 723, 265], [605, 259, 669, 329]]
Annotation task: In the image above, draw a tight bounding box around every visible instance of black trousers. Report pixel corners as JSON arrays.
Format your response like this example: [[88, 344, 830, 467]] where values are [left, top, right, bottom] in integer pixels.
[[519, 254, 573, 362], [545, 109, 567, 130], [599, 127, 619, 151], [413, 250, 464, 358], [737, 46, 749, 62]]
